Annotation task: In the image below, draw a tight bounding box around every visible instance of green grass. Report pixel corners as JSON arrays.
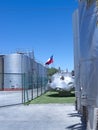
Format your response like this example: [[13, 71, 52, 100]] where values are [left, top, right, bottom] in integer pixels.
[[29, 91, 76, 104]]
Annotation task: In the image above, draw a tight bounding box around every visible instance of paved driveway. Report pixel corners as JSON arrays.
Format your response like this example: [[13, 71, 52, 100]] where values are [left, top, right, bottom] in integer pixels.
[[0, 104, 84, 130]]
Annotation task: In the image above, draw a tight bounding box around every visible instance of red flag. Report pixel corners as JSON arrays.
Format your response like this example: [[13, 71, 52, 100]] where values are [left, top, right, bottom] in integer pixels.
[[45, 55, 53, 65]]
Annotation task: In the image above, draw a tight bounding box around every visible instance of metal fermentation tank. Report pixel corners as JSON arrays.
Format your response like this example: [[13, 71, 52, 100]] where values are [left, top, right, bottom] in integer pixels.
[[4, 53, 27, 89], [73, 0, 98, 129]]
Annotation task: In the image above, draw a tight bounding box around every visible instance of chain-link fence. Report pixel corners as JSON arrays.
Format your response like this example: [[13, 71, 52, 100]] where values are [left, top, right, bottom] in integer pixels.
[[23, 73, 48, 103], [0, 73, 48, 107]]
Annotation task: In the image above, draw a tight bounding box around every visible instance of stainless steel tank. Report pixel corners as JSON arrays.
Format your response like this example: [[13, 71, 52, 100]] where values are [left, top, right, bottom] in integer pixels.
[[4, 53, 27, 89], [73, 9, 81, 111], [73, 1, 98, 129], [3, 53, 47, 90]]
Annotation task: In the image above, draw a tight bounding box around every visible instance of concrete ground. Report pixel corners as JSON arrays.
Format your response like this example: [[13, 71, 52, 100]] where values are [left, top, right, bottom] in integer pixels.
[[0, 104, 85, 130], [0, 88, 45, 107]]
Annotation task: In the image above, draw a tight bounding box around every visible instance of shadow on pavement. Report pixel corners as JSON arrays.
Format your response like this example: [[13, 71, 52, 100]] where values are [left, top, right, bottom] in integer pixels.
[[68, 112, 81, 118], [66, 123, 86, 130], [0, 103, 22, 108], [66, 112, 87, 130]]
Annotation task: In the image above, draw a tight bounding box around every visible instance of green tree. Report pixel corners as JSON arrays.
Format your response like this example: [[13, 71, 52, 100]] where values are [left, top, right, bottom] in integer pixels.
[[47, 67, 58, 76]]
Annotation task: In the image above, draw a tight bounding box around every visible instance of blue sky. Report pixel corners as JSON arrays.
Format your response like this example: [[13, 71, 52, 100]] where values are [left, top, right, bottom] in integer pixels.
[[0, 0, 78, 71]]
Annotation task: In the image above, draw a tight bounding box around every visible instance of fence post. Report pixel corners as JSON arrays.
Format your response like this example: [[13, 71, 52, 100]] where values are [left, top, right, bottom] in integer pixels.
[[37, 77, 38, 97], [23, 73, 25, 104], [41, 77, 42, 95], [22, 73, 24, 104]]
